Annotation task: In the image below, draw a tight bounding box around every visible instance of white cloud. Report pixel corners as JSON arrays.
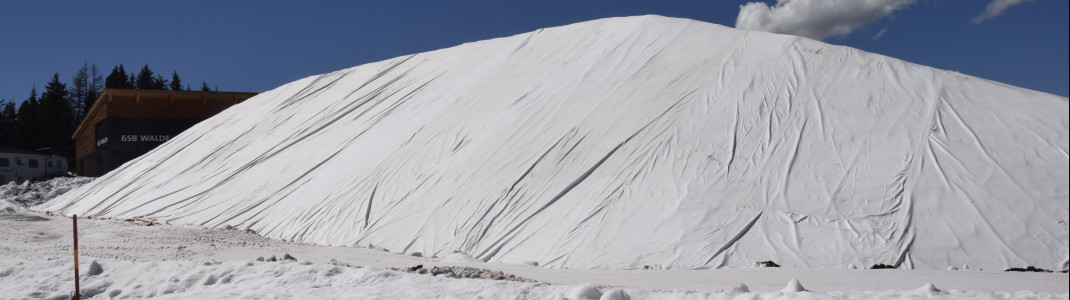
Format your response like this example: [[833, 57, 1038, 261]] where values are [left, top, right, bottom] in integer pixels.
[[872, 28, 888, 40], [735, 0, 916, 41], [972, 0, 1034, 24]]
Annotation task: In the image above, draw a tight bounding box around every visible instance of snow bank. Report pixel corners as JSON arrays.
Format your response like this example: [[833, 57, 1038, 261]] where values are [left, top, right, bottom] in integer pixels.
[[1, 258, 1065, 299], [39, 15, 1069, 270], [1, 177, 92, 214], [7, 215, 1068, 295], [0, 258, 562, 299]]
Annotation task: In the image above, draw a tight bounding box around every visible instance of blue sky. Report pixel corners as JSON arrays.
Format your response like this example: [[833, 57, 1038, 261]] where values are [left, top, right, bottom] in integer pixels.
[[1, 0, 1067, 104]]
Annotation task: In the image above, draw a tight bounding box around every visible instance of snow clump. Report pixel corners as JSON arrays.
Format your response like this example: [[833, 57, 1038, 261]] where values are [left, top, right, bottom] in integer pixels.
[[569, 283, 604, 300], [599, 288, 630, 300], [782, 278, 807, 293], [0, 177, 93, 214]]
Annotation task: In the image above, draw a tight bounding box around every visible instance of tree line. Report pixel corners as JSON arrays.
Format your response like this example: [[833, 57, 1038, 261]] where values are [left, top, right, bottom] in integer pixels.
[[0, 62, 217, 156]]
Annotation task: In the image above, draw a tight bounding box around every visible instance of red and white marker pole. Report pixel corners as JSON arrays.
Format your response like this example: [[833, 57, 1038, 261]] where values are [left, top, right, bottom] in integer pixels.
[[72, 214, 81, 300]]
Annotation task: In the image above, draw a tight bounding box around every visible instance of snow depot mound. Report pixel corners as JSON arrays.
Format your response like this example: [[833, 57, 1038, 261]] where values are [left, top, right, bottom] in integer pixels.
[[40, 16, 1069, 270]]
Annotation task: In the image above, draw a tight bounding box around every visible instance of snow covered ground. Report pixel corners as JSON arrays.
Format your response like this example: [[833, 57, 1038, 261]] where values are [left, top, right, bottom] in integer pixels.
[[2, 214, 1067, 299]]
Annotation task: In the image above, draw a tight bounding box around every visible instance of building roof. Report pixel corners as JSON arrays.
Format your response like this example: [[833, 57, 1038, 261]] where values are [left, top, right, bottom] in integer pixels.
[[0, 146, 49, 156], [72, 88, 259, 140]]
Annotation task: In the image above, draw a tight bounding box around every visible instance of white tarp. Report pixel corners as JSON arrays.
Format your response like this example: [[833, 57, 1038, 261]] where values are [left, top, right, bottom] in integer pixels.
[[40, 16, 1069, 270]]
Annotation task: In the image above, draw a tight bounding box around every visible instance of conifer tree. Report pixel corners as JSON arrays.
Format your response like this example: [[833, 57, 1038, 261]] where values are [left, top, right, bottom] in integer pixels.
[[128, 71, 137, 89], [105, 64, 132, 89], [0, 99, 17, 145], [132, 64, 168, 90], [15, 88, 41, 149], [136, 64, 156, 90], [201, 81, 212, 92], [121, 65, 132, 88], [38, 73, 75, 151], [152, 75, 168, 90], [105, 66, 121, 88], [169, 71, 183, 91]]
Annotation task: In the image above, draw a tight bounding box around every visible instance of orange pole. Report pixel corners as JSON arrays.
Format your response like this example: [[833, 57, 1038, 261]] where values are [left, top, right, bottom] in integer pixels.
[[73, 214, 80, 300]]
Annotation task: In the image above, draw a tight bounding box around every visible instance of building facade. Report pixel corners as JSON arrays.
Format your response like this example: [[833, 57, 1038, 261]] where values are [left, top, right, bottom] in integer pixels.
[[0, 146, 69, 184], [72, 89, 257, 176]]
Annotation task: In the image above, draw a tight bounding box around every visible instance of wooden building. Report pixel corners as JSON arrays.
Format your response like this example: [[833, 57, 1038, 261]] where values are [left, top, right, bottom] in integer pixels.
[[72, 89, 257, 176]]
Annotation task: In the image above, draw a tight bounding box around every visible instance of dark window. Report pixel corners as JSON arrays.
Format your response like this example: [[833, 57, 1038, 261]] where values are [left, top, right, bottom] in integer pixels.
[[48, 161, 54, 168], [29, 159, 39, 168], [0, 158, 8, 167]]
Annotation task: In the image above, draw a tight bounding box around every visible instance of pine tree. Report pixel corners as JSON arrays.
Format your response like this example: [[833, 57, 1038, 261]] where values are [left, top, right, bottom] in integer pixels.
[[135, 64, 168, 90], [121, 65, 132, 88], [0, 99, 17, 145], [201, 81, 212, 92], [15, 88, 41, 149], [169, 71, 183, 91], [136, 64, 155, 90], [105, 66, 121, 88], [105, 64, 132, 89], [38, 73, 75, 152], [152, 75, 168, 90]]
